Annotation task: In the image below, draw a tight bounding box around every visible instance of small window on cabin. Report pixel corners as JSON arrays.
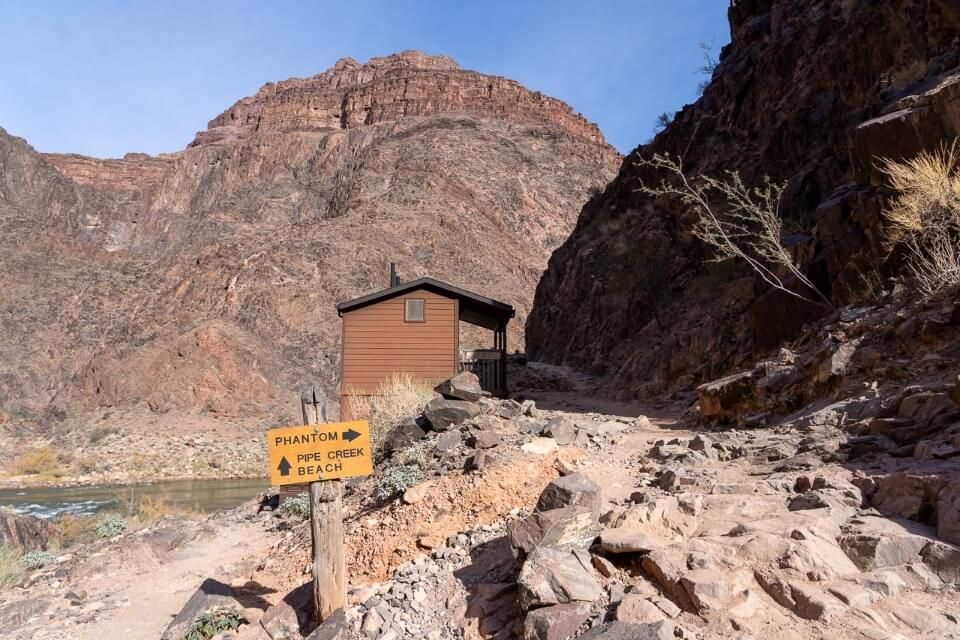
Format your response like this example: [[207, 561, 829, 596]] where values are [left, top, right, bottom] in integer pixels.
[[405, 299, 425, 322]]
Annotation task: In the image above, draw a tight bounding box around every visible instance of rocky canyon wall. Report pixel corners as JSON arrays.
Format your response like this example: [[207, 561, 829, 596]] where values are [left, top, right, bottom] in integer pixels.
[[527, 0, 960, 399]]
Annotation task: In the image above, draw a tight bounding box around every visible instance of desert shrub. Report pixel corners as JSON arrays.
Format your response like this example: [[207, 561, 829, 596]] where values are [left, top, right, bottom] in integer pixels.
[[637, 153, 833, 309], [393, 440, 433, 468], [53, 514, 97, 548], [18, 550, 57, 570], [95, 513, 128, 538], [376, 464, 425, 501], [348, 373, 437, 456], [183, 607, 243, 640], [87, 426, 119, 445], [0, 544, 24, 589], [280, 493, 311, 520], [879, 142, 960, 296], [10, 446, 66, 477]]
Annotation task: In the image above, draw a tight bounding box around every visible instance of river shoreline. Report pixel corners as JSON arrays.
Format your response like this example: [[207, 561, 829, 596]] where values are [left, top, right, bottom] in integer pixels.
[[0, 470, 269, 491], [0, 476, 271, 519]]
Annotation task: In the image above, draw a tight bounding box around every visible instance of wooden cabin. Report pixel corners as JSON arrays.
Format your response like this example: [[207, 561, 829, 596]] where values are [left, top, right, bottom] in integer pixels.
[[337, 267, 515, 419]]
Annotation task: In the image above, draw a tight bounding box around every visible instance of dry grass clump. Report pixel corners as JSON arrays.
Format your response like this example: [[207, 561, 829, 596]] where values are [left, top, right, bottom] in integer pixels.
[[0, 544, 24, 589], [347, 373, 438, 456], [879, 142, 960, 296], [116, 492, 198, 525], [134, 495, 199, 523], [9, 446, 68, 478], [52, 514, 98, 549]]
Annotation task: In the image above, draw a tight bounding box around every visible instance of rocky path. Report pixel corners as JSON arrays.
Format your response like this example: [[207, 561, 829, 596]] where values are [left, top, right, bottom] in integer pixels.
[[1, 516, 276, 640], [5, 358, 960, 640]]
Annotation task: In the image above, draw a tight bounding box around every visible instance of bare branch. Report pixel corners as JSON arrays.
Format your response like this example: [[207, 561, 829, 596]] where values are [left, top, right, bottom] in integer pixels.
[[635, 153, 833, 309]]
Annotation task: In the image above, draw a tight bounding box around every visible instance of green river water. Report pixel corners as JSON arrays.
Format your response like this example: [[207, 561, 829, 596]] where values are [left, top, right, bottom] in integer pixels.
[[0, 477, 270, 519]]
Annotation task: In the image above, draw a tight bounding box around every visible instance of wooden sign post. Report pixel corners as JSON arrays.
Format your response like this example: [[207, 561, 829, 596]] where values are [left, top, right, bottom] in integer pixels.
[[266, 385, 373, 625], [302, 386, 342, 625]]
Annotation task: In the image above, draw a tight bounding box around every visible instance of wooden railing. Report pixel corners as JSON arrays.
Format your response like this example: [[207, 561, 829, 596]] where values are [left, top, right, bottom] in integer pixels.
[[459, 348, 503, 395]]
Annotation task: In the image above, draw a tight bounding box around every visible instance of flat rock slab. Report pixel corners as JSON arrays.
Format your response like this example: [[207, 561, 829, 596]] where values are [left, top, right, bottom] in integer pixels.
[[518, 547, 603, 610], [424, 397, 481, 431], [580, 621, 675, 640], [615, 594, 665, 624], [598, 528, 657, 554], [523, 602, 592, 640]]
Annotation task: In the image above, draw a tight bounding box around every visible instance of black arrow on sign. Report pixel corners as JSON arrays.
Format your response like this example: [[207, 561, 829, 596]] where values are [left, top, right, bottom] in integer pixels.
[[277, 456, 292, 476], [342, 428, 361, 443]]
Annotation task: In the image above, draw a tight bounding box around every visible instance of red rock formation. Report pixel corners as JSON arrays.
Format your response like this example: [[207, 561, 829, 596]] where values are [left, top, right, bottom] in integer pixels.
[[44, 153, 172, 192], [192, 50, 607, 148], [0, 52, 619, 424]]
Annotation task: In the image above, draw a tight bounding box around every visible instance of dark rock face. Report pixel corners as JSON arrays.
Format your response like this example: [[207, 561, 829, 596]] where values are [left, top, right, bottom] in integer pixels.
[[0, 511, 54, 552], [527, 1, 960, 399]]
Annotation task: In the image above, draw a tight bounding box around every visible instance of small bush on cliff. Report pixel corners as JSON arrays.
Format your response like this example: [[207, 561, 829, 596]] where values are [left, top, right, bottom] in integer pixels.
[[348, 373, 437, 457], [879, 142, 960, 296], [636, 153, 833, 309], [280, 493, 311, 520], [95, 513, 128, 538]]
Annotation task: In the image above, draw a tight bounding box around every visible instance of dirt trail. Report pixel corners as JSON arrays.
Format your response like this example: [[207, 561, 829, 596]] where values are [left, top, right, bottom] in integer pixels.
[[18, 519, 275, 640]]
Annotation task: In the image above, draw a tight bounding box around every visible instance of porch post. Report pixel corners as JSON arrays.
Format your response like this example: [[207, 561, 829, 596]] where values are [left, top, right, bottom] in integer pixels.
[[499, 324, 507, 396]]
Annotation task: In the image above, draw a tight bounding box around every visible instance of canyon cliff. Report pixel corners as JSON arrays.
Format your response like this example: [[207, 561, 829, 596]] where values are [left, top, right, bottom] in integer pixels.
[[527, 0, 960, 399], [0, 51, 619, 424]]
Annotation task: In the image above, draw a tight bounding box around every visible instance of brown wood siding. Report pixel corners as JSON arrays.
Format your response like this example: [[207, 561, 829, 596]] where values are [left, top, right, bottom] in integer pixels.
[[340, 289, 457, 395]]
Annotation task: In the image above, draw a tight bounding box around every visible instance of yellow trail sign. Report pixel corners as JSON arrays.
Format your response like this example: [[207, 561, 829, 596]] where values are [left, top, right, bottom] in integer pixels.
[[267, 420, 373, 485]]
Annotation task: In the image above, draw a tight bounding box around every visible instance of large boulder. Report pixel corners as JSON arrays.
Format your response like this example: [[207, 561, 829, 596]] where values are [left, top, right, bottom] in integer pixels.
[[518, 547, 603, 610], [544, 417, 577, 445], [697, 370, 756, 422], [161, 579, 242, 640], [435, 372, 483, 402], [523, 602, 592, 640], [423, 397, 481, 431], [536, 473, 602, 517], [0, 511, 54, 552], [383, 416, 428, 452], [597, 528, 657, 554], [508, 506, 600, 557]]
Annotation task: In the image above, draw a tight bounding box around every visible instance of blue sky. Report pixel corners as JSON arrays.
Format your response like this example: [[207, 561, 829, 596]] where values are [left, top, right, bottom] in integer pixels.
[[0, 1, 730, 157]]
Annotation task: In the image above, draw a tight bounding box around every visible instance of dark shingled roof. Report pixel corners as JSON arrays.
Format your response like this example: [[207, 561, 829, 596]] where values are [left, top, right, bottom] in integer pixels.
[[336, 277, 514, 330]]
